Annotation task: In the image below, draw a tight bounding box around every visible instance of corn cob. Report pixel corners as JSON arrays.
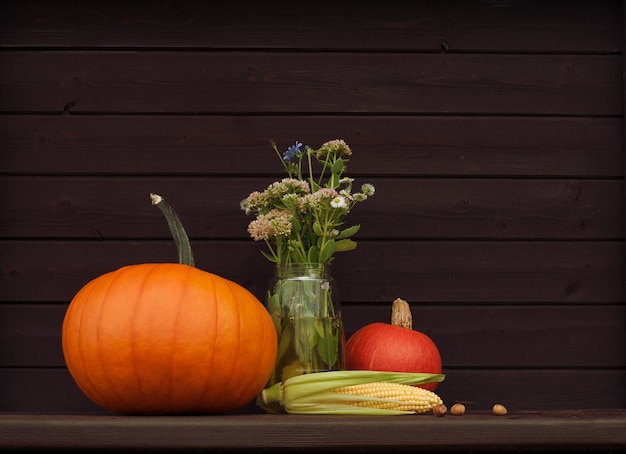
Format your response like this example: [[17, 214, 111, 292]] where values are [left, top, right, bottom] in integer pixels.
[[330, 381, 443, 413], [259, 370, 445, 415]]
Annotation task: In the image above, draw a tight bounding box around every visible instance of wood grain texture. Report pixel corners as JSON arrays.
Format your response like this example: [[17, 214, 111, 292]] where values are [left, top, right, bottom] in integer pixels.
[[2, 116, 622, 177], [0, 0, 620, 52], [1, 177, 621, 239], [3, 303, 624, 368], [1, 369, 625, 412], [0, 411, 625, 453], [1, 240, 623, 303], [1, 52, 621, 115]]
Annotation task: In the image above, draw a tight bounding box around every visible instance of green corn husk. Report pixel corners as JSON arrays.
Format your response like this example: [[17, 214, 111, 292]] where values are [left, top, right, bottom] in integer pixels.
[[259, 370, 445, 415]]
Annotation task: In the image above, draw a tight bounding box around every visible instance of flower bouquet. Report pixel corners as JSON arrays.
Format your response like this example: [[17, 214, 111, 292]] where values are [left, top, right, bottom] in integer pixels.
[[241, 139, 375, 409]]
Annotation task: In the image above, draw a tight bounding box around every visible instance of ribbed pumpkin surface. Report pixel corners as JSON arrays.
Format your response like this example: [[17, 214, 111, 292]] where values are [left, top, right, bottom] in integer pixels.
[[62, 263, 277, 415]]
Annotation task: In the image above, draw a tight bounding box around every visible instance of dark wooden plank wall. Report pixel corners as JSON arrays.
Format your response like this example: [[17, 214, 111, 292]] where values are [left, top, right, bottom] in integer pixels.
[[0, 0, 624, 414]]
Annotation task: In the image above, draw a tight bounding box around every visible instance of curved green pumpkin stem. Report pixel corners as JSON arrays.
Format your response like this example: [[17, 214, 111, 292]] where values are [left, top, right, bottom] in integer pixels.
[[150, 193, 195, 267]]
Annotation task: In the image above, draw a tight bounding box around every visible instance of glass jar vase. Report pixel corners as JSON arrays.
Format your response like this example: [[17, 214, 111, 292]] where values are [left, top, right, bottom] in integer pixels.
[[260, 263, 345, 412]]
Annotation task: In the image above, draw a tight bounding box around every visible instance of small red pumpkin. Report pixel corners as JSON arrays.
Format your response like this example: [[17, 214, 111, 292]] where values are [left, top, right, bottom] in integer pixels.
[[345, 298, 442, 391], [62, 194, 278, 414]]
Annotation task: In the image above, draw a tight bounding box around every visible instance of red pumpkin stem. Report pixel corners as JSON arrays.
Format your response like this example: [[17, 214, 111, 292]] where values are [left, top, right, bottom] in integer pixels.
[[150, 193, 195, 267], [391, 298, 412, 329]]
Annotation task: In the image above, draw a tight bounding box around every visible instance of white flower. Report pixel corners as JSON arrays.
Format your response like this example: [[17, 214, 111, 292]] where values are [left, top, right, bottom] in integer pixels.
[[361, 183, 375, 196], [330, 196, 348, 209]]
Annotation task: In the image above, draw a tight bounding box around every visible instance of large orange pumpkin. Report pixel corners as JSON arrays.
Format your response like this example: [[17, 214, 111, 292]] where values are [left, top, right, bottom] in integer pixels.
[[62, 194, 278, 414]]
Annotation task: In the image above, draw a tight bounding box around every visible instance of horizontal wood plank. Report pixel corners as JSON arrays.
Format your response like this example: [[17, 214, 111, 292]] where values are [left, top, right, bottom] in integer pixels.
[[1, 53, 621, 115], [0, 0, 620, 53], [1, 177, 621, 239], [2, 303, 624, 368], [1, 115, 622, 177], [0, 240, 623, 303], [0, 411, 625, 452], [1, 368, 624, 413], [1, 411, 625, 452]]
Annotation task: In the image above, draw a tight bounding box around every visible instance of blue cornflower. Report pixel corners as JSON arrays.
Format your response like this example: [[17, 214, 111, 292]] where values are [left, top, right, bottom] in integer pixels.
[[283, 141, 303, 162]]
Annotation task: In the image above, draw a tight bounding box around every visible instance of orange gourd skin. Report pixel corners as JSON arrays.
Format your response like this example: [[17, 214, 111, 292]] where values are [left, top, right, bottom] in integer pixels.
[[345, 323, 442, 391], [62, 263, 278, 415]]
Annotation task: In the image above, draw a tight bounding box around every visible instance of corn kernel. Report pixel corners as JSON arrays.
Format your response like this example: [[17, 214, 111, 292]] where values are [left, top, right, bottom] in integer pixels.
[[332, 381, 443, 413]]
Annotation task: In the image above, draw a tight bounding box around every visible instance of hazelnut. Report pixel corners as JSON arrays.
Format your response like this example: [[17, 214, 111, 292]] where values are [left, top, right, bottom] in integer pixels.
[[433, 403, 447, 416], [492, 403, 507, 416], [450, 403, 465, 416]]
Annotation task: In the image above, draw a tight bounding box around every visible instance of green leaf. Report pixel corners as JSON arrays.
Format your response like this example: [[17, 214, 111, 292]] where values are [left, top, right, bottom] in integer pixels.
[[315, 320, 339, 368], [290, 247, 307, 263], [334, 239, 357, 252], [261, 250, 278, 263], [318, 239, 335, 264], [275, 322, 294, 366], [291, 217, 301, 232], [331, 158, 344, 174], [294, 317, 317, 366], [307, 247, 319, 263], [312, 221, 324, 236], [335, 224, 360, 240]]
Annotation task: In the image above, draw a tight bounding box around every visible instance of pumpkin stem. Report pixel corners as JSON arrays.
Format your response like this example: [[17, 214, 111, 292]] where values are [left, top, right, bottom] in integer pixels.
[[391, 298, 412, 329], [150, 193, 195, 267]]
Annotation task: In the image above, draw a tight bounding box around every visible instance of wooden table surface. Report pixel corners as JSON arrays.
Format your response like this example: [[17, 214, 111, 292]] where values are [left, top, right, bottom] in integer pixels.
[[1, 409, 625, 452]]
